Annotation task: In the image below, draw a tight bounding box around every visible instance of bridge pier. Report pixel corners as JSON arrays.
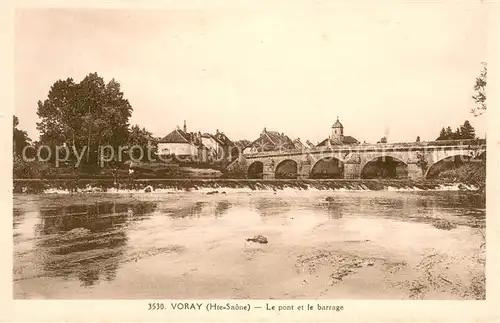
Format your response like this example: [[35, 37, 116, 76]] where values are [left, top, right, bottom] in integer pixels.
[[344, 163, 361, 179], [407, 163, 424, 180], [263, 164, 275, 180], [297, 162, 311, 179]]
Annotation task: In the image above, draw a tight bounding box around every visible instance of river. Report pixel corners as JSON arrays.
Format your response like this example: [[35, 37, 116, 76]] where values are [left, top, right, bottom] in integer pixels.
[[13, 189, 486, 300]]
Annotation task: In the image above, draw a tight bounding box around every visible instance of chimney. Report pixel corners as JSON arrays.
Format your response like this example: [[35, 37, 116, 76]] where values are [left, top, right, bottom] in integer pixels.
[[216, 129, 219, 134], [183, 120, 187, 133]]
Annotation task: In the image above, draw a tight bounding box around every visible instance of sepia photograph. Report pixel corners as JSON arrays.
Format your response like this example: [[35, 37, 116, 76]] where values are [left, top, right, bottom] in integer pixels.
[[11, 3, 490, 303]]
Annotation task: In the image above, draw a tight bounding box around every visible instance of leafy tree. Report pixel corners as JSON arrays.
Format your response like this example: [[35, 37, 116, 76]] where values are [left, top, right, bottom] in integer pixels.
[[36, 73, 133, 167], [377, 136, 387, 144], [437, 128, 447, 140], [127, 125, 156, 161], [13, 115, 31, 156], [416, 136, 420, 142], [436, 121, 476, 141], [445, 126, 453, 139], [416, 152, 428, 174], [460, 120, 476, 139], [472, 62, 487, 116]]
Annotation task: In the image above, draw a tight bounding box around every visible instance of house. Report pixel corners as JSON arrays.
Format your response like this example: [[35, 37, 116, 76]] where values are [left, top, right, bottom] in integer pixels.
[[200, 129, 236, 161], [316, 117, 360, 147], [234, 139, 252, 152], [157, 121, 208, 161], [292, 138, 307, 150], [201, 133, 224, 160], [245, 128, 297, 152], [305, 140, 316, 148]]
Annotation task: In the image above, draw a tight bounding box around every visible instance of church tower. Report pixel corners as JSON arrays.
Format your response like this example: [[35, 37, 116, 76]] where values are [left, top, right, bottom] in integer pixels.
[[331, 116, 344, 143]]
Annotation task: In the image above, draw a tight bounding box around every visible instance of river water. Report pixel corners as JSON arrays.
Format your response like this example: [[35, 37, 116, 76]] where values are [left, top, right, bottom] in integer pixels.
[[13, 190, 486, 300]]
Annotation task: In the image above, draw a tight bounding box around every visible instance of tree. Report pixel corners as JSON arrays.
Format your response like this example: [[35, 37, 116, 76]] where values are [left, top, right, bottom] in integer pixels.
[[437, 127, 447, 140], [36, 73, 133, 167], [377, 136, 387, 144], [416, 151, 428, 174], [127, 125, 155, 161], [436, 121, 477, 141], [471, 62, 487, 116], [13, 115, 31, 156], [416, 136, 420, 142], [445, 126, 453, 139], [460, 120, 476, 139]]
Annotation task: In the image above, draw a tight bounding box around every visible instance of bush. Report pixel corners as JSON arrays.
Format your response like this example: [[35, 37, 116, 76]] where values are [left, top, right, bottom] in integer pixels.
[[438, 161, 485, 184], [12, 155, 47, 179]]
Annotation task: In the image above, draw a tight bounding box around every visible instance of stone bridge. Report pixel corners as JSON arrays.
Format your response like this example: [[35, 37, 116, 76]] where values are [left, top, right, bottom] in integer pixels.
[[232, 139, 486, 180]]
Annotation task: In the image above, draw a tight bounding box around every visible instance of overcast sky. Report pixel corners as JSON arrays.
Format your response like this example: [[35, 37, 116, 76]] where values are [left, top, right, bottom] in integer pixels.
[[15, 3, 489, 144]]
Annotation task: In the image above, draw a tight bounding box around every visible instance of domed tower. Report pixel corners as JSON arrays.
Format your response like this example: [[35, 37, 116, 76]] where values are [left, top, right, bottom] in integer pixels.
[[331, 116, 344, 143]]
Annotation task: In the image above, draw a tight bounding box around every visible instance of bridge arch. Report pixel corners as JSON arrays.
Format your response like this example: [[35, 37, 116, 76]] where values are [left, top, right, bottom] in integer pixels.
[[361, 155, 408, 179], [247, 161, 264, 179], [310, 156, 344, 179], [275, 159, 298, 179], [425, 154, 474, 179]]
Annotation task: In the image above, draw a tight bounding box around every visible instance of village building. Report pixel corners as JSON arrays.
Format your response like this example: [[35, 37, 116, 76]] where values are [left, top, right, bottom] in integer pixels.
[[305, 140, 316, 148], [157, 121, 208, 161], [244, 128, 297, 153], [157, 121, 236, 163], [201, 133, 224, 160], [200, 129, 235, 161], [316, 117, 360, 147], [292, 138, 307, 150]]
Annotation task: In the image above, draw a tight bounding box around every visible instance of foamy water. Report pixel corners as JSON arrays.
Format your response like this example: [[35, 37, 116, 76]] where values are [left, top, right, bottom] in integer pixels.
[[40, 182, 479, 195]]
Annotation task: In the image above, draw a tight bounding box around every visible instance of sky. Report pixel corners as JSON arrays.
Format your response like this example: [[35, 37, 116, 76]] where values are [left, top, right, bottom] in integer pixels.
[[14, 3, 490, 145]]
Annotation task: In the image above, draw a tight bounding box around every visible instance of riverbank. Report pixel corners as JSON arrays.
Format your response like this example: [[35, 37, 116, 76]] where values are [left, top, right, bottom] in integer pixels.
[[13, 178, 482, 194]]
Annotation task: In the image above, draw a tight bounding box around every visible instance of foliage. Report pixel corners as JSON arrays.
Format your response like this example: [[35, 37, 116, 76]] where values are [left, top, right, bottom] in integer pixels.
[[439, 128, 446, 140], [13, 154, 47, 179], [438, 160, 485, 184], [416, 136, 420, 142], [436, 121, 476, 140], [36, 73, 133, 166], [460, 120, 476, 139], [416, 152, 428, 174], [471, 62, 487, 116], [13, 115, 31, 156], [377, 136, 387, 144], [127, 125, 156, 161]]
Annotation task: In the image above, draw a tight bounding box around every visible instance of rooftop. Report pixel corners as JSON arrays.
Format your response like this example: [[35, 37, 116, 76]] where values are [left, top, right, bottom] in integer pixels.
[[332, 116, 343, 128]]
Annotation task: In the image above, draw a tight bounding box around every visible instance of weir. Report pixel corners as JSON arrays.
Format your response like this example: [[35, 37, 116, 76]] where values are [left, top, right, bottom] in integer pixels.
[[13, 178, 481, 194]]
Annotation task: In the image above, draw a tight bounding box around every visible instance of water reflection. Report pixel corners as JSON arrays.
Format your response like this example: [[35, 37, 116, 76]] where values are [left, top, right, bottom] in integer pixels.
[[13, 190, 486, 298], [162, 201, 206, 218], [254, 198, 291, 217], [34, 201, 157, 287], [414, 192, 484, 211], [214, 201, 231, 217], [13, 208, 24, 232], [315, 201, 344, 219]]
